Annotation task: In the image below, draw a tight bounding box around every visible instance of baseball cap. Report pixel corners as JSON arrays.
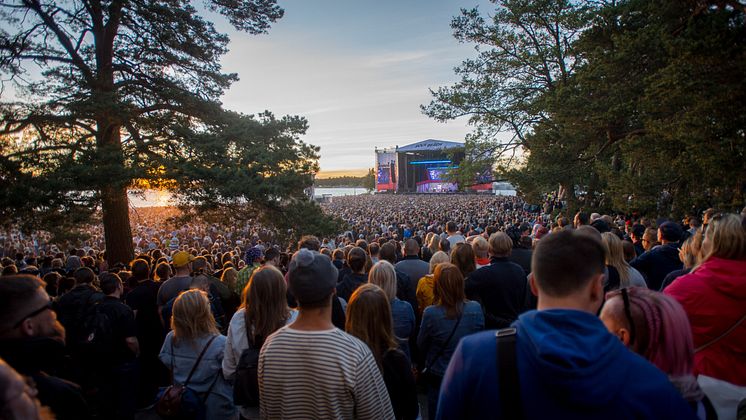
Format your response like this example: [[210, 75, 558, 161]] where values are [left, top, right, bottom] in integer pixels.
[[172, 250, 195, 268], [288, 249, 338, 305]]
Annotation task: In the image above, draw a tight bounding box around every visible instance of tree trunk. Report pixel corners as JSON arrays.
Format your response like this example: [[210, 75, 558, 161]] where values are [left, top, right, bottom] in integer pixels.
[[561, 182, 579, 214], [93, 12, 132, 266], [102, 184, 134, 265]]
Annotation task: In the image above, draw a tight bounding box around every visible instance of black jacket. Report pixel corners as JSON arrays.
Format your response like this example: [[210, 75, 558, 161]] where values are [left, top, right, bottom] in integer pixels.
[[633, 241, 646, 257], [53, 284, 104, 346], [382, 348, 419, 420], [630, 243, 683, 291], [336, 272, 368, 303], [508, 247, 532, 276], [394, 269, 418, 319], [660, 267, 691, 292], [464, 256, 532, 329], [0, 337, 90, 420]]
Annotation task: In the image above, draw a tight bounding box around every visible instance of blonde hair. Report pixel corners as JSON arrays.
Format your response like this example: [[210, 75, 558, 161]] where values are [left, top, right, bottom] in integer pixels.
[[429, 251, 449, 274], [601, 232, 633, 287], [427, 234, 440, 254], [471, 236, 489, 259], [171, 289, 219, 343], [425, 232, 436, 252], [345, 284, 398, 370], [702, 213, 746, 262], [678, 235, 700, 269], [643, 228, 658, 251], [368, 261, 397, 301]]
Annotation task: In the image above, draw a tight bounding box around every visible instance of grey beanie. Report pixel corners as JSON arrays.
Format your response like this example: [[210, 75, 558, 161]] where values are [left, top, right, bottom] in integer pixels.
[[288, 249, 338, 305]]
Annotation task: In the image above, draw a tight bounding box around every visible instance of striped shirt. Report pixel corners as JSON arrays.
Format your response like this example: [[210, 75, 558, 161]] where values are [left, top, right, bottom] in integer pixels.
[[259, 326, 395, 420]]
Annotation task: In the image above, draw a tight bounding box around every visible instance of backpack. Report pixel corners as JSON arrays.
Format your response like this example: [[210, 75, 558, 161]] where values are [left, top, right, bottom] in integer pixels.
[[233, 314, 264, 407], [74, 292, 113, 360], [156, 335, 218, 420]]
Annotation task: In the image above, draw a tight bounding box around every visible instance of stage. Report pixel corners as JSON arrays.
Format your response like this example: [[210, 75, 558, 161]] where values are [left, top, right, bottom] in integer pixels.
[[375, 139, 465, 193]]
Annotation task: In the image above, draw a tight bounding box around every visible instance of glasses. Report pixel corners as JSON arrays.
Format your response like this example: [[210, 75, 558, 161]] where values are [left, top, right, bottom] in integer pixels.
[[12, 302, 52, 329], [620, 288, 636, 346]]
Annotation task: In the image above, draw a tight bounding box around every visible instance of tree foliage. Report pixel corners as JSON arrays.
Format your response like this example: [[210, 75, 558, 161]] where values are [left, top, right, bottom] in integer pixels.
[[315, 175, 368, 188], [422, 0, 591, 184], [427, 0, 746, 216], [364, 168, 375, 192], [314, 169, 375, 191], [0, 0, 332, 263]]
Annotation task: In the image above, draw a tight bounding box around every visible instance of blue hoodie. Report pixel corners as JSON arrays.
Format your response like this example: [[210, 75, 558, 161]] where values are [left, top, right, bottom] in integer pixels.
[[436, 309, 696, 420]]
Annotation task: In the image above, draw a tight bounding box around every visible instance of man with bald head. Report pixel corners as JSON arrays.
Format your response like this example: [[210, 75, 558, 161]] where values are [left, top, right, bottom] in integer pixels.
[[0, 275, 89, 419]]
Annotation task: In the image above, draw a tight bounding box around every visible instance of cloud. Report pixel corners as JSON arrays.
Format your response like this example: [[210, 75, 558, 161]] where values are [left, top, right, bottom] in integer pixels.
[[217, 6, 480, 172], [364, 50, 435, 68]]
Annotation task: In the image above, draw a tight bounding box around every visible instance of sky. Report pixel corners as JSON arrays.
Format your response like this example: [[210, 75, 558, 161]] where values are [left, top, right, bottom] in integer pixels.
[[217, 0, 489, 175]]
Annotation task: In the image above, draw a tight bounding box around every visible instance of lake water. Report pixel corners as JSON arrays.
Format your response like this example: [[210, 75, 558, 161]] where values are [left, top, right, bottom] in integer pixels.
[[494, 189, 517, 196], [313, 187, 369, 198], [128, 187, 515, 207], [128, 190, 174, 208], [127, 188, 370, 207]]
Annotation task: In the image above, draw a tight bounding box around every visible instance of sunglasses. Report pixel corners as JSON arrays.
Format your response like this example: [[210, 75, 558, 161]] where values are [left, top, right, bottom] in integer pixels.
[[12, 302, 52, 329], [620, 288, 637, 346]]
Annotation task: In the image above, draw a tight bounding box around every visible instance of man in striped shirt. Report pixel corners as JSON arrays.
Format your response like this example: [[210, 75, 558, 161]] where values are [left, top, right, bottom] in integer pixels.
[[259, 249, 394, 420]]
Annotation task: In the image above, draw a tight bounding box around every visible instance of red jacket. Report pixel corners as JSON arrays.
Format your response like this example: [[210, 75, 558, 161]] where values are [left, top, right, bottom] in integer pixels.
[[665, 257, 746, 385]]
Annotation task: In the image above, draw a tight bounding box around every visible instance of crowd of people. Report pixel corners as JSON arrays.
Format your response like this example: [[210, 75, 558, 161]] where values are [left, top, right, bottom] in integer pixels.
[[0, 194, 744, 420]]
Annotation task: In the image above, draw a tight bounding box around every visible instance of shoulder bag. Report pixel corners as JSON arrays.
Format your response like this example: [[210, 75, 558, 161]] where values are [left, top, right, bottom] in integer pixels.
[[156, 335, 218, 420]]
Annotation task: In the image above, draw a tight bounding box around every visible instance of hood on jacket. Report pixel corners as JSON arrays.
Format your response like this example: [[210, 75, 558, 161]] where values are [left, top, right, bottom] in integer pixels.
[[693, 257, 746, 298], [515, 309, 631, 408]]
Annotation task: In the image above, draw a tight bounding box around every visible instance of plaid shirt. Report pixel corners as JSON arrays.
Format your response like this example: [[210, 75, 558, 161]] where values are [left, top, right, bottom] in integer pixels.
[[235, 263, 259, 295]]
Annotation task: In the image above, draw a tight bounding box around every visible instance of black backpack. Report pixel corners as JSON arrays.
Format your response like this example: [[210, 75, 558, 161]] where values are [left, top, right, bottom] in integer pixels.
[[75, 294, 114, 359], [233, 315, 264, 407]]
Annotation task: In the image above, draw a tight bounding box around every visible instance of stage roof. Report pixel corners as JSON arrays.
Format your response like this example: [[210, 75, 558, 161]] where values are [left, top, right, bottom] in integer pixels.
[[397, 139, 464, 153]]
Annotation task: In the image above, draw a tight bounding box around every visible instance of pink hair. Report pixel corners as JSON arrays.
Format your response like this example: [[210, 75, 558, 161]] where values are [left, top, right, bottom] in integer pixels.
[[609, 288, 694, 376]]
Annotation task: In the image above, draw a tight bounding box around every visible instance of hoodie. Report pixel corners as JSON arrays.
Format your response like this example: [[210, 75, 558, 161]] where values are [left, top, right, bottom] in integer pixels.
[[436, 309, 695, 420], [665, 257, 746, 385]]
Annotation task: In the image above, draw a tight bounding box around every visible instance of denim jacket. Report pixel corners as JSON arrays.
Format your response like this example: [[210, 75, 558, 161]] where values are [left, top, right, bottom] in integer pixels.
[[160, 332, 237, 419], [417, 301, 484, 376], [390, 297, 415, 359]]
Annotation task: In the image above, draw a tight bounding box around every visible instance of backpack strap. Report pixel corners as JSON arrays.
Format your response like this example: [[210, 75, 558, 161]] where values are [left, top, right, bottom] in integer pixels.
[[169, 338, 176, 385], [183, 335, 218, 387], [243, 309, 265, 349], [496, 327, 523, 420]]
